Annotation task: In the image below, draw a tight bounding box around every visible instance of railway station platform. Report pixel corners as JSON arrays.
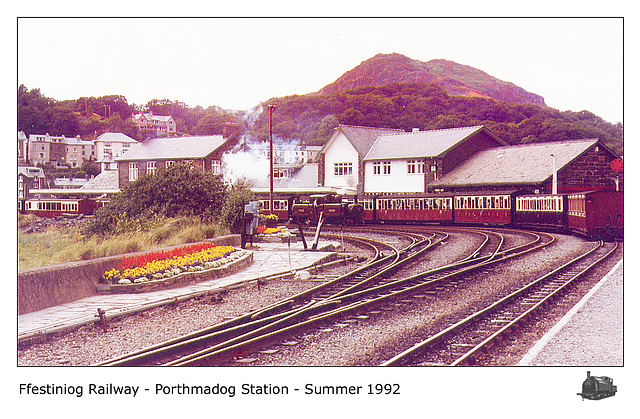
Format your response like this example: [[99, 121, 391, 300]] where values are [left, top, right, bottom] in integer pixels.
[[18, 240, 340, 344], [517, 258, 623, 366]]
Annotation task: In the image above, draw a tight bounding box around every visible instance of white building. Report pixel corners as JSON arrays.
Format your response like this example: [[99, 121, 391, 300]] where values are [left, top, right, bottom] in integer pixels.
[[95, 132, 138, 171], [362, 126, 508, 194], [318, 125, 405, 194]]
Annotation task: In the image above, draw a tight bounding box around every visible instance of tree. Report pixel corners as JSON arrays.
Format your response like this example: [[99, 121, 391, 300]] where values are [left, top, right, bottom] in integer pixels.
[[87, 162, 227, 234]]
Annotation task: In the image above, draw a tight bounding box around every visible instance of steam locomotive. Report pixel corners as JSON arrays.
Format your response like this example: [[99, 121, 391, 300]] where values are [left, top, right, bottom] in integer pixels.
[[577, 371, 617, 400]]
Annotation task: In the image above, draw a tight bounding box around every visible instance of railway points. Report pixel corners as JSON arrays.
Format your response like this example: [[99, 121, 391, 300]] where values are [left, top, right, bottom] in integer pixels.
[[18, 240, 340, 345]]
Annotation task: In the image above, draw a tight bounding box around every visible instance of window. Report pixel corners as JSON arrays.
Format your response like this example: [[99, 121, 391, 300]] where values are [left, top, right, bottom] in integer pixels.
[[212, 160, 221, 175], [273, 168, 289, 179], [334, 162, 353, 176], [129, 162, 139, 181], [382, 161, 391, 175], [373, 162, 381, 175], [407, 160, 424, 174], [147, 161, 156, 175], [165, 160, 175, 169]]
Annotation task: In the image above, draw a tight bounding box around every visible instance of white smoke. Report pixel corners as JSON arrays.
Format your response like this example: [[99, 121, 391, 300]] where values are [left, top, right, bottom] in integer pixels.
[[221, 104, 307, 184], [222, 148, 269, 184]]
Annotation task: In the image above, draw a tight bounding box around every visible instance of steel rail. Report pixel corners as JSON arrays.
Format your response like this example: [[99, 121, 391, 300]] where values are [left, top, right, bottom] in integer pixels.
[[167, 230, 553, 366], [381, 240, 617, 366]]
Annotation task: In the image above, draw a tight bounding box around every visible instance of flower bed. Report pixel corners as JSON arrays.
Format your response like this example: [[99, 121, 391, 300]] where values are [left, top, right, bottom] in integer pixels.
[[98, 242, 252, 293], [255, 225, 295, 242]]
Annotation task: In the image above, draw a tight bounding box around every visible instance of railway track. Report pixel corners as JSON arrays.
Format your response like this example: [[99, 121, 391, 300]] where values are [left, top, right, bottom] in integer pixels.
[[380, 240, 618, 366], [97, 227, 551, 366], [96, 229, 442, 366]]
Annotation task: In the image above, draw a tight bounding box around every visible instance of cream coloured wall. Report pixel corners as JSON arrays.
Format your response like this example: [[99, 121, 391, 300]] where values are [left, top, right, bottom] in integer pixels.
[[323, 132, 360, 191]]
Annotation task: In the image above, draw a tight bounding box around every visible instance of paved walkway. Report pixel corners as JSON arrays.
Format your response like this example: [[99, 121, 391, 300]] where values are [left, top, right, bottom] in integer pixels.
[[518, 258, 623, 366], [18, 241, 339, 343]]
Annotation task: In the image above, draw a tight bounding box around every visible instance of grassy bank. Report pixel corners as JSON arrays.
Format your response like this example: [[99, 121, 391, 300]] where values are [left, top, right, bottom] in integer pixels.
[[18, 215, 230, 271]]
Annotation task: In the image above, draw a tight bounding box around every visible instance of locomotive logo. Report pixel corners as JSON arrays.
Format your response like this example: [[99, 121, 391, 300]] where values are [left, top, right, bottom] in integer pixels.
[[577, 371, 617, 400], [610, 158, 623, 173]]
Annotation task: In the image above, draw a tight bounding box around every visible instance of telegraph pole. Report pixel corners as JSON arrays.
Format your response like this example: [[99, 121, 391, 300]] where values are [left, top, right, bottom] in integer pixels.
[[268, 104, 277, 215]]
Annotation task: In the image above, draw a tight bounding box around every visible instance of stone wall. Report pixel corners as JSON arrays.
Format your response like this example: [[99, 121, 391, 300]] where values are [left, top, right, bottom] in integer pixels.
[[17, 235, 240, 315]]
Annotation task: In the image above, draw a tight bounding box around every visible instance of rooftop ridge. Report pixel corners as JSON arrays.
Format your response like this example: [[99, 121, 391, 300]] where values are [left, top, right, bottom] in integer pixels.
[[489, 138, 599, 150], [338, 124, 405, 131]]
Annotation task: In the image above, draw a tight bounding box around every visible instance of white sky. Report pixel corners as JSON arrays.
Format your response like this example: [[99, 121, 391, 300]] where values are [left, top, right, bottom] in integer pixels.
[[17, 17, 623, 123]]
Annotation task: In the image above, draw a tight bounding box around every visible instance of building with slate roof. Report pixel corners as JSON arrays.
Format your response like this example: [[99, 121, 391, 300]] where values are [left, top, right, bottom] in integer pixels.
[[318, 125, 406, 194], [95, 132, 138, 172], [429, 139, 623, 193], [115, 135, 229, 187], [18, 166, 46, 199], [131, 111, 176, 136], [23, 133, 96, 168], [361, 125, 508, 194]]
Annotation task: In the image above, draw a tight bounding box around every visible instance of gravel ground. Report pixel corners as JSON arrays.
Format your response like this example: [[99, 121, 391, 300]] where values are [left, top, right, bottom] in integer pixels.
[[224, 233, 621, 366], [17, 229, 621, 367]]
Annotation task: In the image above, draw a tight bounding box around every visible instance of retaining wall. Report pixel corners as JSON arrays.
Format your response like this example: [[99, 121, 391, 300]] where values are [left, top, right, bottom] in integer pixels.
[[17, 235, 241, 315]]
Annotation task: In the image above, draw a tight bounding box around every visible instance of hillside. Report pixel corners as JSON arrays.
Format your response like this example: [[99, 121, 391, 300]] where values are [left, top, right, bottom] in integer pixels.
[[249, 82, 622, 155], [18, 53, 623, 156], [317, 53, 546, 106]]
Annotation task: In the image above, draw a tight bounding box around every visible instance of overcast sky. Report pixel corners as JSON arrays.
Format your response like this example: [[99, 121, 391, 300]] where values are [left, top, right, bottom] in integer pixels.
[[18, 17, 623, 123]]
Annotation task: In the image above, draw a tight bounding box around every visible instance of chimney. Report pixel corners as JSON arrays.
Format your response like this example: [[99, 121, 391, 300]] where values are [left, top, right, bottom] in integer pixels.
[[587, 371, 591, 378]]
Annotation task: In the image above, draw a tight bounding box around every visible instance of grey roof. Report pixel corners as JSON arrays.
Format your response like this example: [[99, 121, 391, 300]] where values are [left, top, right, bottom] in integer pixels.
[[430, 139, 600, 187], [18, 166, 45, 179], [133, 113, 173, 122], [364, 125, 507, 161], [116, 136, 227, 161], [95, 132, 137, 143], [251, 163, 319, 189], [321, 125, 405, 158], [80, 171, 120, 190]]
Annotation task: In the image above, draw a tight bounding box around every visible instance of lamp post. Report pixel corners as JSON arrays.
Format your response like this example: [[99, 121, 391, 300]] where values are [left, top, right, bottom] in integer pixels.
[[551, 153, 558, 195], [268, 104, 277, 215]]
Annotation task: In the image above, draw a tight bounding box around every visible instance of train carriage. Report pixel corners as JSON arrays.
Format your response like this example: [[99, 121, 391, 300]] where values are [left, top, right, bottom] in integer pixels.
[[514, 194, 568, 231], [374, 194, 454, 224], [453, 191, 516, 225], [567, 190, 623, 240], [361, 198, 375, 223], [22, 198, 98, 218], [257, 199, 290, 222]]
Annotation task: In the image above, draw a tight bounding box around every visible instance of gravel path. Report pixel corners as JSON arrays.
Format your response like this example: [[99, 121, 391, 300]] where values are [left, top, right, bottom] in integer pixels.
[[17, 229, 621, 367]]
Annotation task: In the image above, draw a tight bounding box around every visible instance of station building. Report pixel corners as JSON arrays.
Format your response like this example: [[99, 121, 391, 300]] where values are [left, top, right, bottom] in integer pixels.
[[429, 139, 623, 194]]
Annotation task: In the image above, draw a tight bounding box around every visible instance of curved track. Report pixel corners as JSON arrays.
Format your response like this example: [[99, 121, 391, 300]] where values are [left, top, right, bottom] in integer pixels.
[[98, 226, 552, 366], [381, 240, 618, 366]]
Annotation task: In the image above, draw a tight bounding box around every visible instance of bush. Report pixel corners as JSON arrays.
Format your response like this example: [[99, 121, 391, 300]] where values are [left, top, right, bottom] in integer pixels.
[[218, 180, 255, 233], [86, 161, 226, 235]]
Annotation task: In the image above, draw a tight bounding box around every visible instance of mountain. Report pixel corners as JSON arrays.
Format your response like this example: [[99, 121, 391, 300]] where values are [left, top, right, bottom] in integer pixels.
[[317, 53, 546, 106]]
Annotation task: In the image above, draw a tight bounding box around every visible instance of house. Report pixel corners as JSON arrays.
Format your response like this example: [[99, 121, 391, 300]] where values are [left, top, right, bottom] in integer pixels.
[[362, 125, 508, 194], [94, 132, 138, 171], [24, 133, 95, 168], [131, 111, 177, 136], [18, 131, 28, 161], [63, 136, 96, 168], [318, 125, 406, 194], [18, 166, 46, 200], [115, 135, 229, 187], [429, 139, 623, 193]]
